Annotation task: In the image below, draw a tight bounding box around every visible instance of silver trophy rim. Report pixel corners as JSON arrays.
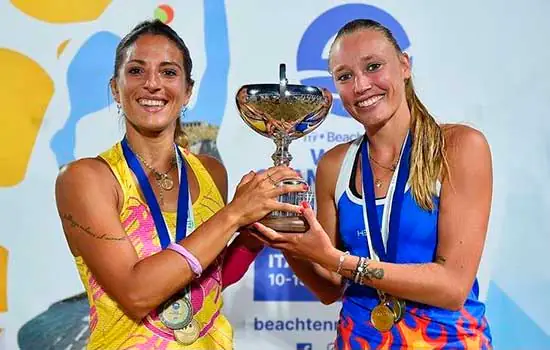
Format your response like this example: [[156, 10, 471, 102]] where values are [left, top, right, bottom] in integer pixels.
[[234, 83, 331, 140], [234, 63, 333, 166]]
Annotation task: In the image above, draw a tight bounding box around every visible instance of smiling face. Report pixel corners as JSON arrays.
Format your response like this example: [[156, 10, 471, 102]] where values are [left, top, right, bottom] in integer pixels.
[[329, 29, 411, 129], [111, 34, 192, 135]]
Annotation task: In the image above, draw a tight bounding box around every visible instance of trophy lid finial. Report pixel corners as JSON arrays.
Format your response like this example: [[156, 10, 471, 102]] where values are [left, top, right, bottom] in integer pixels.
[[279, 63, 287, 99]]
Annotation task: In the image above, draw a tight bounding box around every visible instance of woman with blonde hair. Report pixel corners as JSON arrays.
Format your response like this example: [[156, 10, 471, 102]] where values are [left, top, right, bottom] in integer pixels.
[[254, 19, 492, 349]]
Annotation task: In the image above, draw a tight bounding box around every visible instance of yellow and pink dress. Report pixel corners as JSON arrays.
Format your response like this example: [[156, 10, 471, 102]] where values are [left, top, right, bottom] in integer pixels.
[[74, 142, 255, 349]]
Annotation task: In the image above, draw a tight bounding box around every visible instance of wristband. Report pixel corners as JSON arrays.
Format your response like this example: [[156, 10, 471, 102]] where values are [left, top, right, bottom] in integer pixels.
[[167, 243, 203, 278]]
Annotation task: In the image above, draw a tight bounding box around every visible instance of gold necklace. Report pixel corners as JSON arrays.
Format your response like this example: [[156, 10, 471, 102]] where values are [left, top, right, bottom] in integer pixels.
[[135, 152, 177, 206], [368, 153, 397, 188], [136, 153, 177, 205], [373, 172, 394, 188], [126, 141, 178, 205], [369, 154, 397, 172], [135, 153, 177, 191]]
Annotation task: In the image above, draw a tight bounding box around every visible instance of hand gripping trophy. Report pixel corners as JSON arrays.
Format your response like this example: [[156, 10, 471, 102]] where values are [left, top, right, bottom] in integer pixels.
[[236, 64, 332, 232]]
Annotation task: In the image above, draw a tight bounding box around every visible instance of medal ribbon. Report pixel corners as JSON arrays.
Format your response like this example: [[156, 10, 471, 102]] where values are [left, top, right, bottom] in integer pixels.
[[121, 137, 194, 249], [360, 132, 412, 263]]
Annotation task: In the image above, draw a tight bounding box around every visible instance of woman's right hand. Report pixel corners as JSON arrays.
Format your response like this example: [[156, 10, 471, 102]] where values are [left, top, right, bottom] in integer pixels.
[[227, 166, 307, 227]]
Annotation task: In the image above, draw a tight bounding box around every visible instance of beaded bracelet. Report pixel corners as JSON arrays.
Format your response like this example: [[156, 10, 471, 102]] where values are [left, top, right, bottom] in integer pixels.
[[354, 257, 366, 284], [357, 257, 370, 286]]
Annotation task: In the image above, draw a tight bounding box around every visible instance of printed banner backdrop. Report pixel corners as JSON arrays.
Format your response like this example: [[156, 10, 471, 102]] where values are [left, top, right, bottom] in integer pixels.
[[1, 0, 549, 349]]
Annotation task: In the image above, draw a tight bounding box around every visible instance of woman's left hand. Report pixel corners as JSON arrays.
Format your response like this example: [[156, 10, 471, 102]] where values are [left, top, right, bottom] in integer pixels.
[[252, 202, 338, 267]]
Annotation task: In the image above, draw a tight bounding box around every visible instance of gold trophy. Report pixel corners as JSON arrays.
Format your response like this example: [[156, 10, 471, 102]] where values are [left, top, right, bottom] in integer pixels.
[[235, 64, 332, 232]]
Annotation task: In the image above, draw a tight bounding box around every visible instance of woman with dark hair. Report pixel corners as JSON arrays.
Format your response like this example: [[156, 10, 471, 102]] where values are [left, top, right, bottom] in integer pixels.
[[254, 19, 493, 349], [55, 19, 304, 349]]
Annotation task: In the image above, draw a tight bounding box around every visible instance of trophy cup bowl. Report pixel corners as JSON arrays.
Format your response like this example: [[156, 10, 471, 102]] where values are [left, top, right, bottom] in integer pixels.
[[235, 64, 333, 233]]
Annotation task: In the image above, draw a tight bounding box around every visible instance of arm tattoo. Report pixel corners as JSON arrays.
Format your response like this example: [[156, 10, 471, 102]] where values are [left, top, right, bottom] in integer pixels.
[[361, 262, 385, 282], [343, 260, 385, 284], [435, 255, 447, 265], [62, 213, 126, 241]]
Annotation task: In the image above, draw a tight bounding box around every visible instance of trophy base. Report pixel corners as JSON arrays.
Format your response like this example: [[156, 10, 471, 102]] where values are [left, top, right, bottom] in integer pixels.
[[260, 216, 310, 233], [260, 177, 313, 234]]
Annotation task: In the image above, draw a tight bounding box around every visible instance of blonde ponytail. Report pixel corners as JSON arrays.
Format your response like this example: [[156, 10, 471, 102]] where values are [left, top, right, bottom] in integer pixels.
[[405, 79, 447, 210]]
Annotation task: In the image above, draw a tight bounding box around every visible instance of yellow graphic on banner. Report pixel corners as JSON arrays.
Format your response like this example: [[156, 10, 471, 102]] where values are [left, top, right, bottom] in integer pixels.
[[57, 39, 71, 58], [10, 0, 112, 23], [0, 246, 7, 312], [0, 49, 54, 187]]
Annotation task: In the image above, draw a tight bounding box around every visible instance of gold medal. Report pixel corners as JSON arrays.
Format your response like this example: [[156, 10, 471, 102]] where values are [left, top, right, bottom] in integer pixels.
[[371, 303, 395, 332], [387, 296, 405, 323], [396, 299, 406, 323], [174, 319, 200, 345], [159, 296, 193, 330]]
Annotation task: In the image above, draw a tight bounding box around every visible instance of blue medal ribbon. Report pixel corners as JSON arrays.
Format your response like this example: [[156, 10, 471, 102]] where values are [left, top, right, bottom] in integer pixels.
[[121, 137, 189, 249], [360, 133, 412, 262]]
